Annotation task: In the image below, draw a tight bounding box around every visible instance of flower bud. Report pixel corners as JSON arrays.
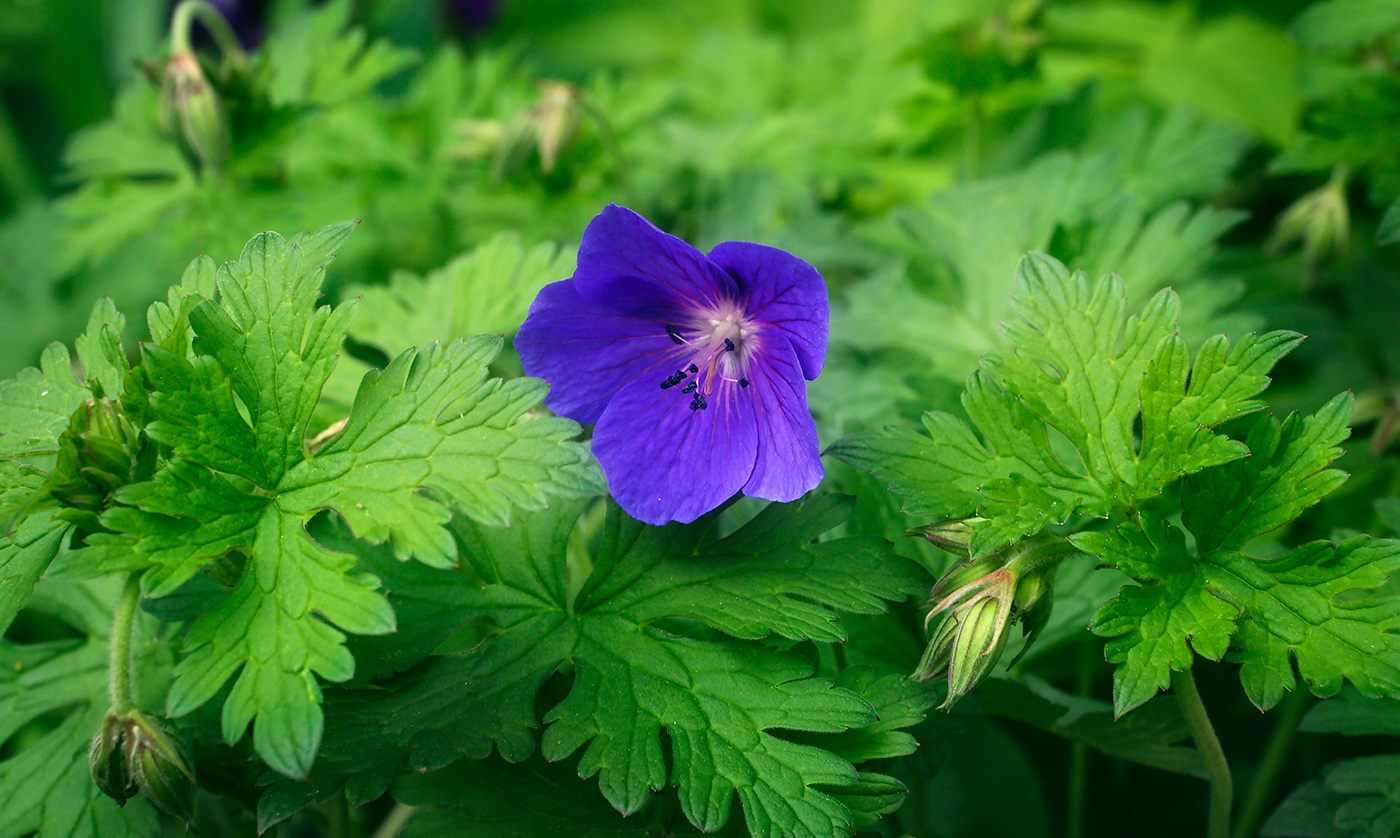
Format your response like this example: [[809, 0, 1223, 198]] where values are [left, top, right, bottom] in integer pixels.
[[914, 533, 1074, 709], [125, 712, 196, 827], [943, 596, 1010, 709], [160, 50, 229, 175], [47, 398, 146, 533], [1268, 166, 1350, 269], [907, 517, 985, 557], [90, 711, 138, 806]]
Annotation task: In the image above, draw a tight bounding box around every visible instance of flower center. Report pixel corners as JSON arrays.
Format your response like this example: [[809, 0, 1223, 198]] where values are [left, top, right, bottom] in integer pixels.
[[657, 305, 756, 411]]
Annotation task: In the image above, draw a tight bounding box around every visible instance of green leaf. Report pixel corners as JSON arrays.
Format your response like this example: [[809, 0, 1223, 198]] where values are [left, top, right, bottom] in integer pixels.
[[1206, 537, 1400, 711], [976, 677, 1207, 778], [1183, 393, 1353, 554], [1263, 757, 1400, 838], [1079, 394, 1400, 713], [1078, 517, 1238, 717], [347, 233, 574, 358], [0, 578, 160, 838], [1301, 687, 1400, 737], [65, 229, 602, 780], [261, 0, 419, 107], [1292, 0, 1400, 48], [0, 511, 68, 635], [261, 497, 927, 837], [831, 253, 1299, 556], [394, 754, 721, 837], [1379, 195, 1400, 247], [0, 303, 114, 457]]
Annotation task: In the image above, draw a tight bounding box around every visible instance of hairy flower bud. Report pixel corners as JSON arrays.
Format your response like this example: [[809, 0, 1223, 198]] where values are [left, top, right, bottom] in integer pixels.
[[90, 711, 138, 806], [90, 711, 196, 826], [126, 712, 197, 826], [908, 517, 985, 557], [160, 50, 229, 175], [47, 397, 147, 533], [944, 596, 1010, 707], [914, 533, 1075, 709]]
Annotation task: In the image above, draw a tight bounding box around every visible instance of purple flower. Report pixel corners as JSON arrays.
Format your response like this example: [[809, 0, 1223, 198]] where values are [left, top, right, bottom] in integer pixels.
[[516, 205, 828, 525]]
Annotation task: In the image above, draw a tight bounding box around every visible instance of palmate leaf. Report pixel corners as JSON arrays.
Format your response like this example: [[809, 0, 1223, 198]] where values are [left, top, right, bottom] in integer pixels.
[[260, 496, 927, 838], [0, 578, 160, 838], [0, 296, 134, 632], [1076, 393, 1400, 715], [830, 252, 1300, 556], [59, 228, 603, 780]]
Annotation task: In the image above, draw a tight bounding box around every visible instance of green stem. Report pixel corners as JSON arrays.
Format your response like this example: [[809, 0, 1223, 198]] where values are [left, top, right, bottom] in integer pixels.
[[324, 791, 351, 838], [370, 803, 418, 838], [170, 0, 246, 61], [108, 573, 143, 714], [962, 94, 982, 182], [1173, 667, 1233, 838], [0, 98, 41, 203], [1232, 687, 1311, 838], [1065, 639, 1096, 838]]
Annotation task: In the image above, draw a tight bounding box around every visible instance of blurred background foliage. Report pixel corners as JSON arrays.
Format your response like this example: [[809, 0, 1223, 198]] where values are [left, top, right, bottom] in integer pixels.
[[2, 0, 1400, 836]]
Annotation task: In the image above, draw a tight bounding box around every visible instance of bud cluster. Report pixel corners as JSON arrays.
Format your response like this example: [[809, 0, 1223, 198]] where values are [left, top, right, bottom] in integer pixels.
[[911, 522, 1074, 709], [90, 710, 196, 826], [45, 397, 153, 535]]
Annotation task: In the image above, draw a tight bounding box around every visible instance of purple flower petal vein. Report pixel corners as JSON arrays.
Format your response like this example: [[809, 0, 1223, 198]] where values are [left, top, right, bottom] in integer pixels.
[[516, 204, 829, 525]]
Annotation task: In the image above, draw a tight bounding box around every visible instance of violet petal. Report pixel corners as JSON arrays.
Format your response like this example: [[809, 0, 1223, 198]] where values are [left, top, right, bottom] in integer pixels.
[[740, 338, 823, 501], [573, 204, 739, 316], [591, 375, 758, 525], [516, 278, 678, 424], [708, 241, 828, 381]]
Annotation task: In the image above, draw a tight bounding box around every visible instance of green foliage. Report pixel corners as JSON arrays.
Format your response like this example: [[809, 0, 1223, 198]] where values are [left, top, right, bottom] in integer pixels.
[[260, 497, 928, 838], [830, 252, 1299, 557], [0, 578, 160, 838], [28, 224, 602, 780]]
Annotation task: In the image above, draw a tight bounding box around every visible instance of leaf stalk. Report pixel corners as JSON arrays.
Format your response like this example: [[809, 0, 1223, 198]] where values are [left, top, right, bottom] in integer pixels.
[[1173, 667, 1232, 838], [108, 572, 143, 714]]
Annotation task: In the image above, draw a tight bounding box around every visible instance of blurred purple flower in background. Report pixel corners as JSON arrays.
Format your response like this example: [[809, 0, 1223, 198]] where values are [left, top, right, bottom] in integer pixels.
[[517, 205, 829, 525]]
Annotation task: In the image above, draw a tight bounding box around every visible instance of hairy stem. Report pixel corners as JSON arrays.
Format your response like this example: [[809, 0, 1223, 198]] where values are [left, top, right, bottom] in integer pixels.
[[1173, 667, 1232, 838], [370, 803, 418, 838], [325, 791, 351, 838], [1232, 687, 1311, 838], [108, 573, 143, 714], [170, 0, 245, 60]]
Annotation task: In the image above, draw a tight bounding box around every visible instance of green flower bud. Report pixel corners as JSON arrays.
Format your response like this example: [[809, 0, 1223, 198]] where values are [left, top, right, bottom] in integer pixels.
[[125, 712, 196, 827], [160, 50, 229, 176], [90, 711, 138, 806], [1268, 166, 1350, 269], [942, 596, 1011, 709], [915, 532, 1077, 708], [47, 398, 146, 533], [907, 517, 985, 557]]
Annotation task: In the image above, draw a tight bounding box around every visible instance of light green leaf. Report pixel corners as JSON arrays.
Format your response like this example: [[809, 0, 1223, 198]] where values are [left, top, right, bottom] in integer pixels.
[[1292, 0, 1400, 48], [832, 253, 1298, 556], [1081, 396, 1398, 713], [347, 233, 574, 358], [69, 229, 602, 780], [0, 511, 69, 635], [1077, 517, 1239, 717]]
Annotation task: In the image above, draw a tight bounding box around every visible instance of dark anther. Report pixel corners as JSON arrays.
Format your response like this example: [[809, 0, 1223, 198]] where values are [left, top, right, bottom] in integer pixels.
[[682, 381, 698, 394], [689, 392, 709, 411], [688, 363, 699, 373], [724, 338, 736, 352], [739, 378, 749, 388], [660, 370, 688, 390], [665, 325, 684, 345]]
